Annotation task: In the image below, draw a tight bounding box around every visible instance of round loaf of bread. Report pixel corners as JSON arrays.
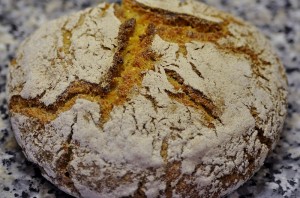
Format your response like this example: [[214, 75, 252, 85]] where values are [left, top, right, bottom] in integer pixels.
[[8, 0, 288, 197]]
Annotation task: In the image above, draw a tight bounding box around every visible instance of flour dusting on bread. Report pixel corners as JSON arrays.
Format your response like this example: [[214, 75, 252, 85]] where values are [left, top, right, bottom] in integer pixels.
[[8, 0, 287, 197]]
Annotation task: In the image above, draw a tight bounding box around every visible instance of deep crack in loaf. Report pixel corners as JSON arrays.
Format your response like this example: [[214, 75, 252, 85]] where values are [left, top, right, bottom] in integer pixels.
[[8, 0, 288, 197]]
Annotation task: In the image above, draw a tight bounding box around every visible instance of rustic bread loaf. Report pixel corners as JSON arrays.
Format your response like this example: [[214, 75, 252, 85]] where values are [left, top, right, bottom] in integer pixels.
[[8, 0, 288, 197]]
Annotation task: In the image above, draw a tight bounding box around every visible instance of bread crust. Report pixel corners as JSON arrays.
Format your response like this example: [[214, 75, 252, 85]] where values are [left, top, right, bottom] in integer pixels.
[[8, 0, 287, 197]]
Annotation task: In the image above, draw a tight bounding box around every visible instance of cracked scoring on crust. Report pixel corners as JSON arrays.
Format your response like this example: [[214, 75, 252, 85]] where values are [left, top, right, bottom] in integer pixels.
[[8, 0, 288, 197]]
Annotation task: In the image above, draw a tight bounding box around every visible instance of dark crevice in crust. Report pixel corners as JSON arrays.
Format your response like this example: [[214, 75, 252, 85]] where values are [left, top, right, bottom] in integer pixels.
[[255, 126, 273, 149], [130, 0, 225, 33], [105, 18, 137, 91], [248, 105, 274, 150], [190, 61, 204, 79], [140, 23, 156, 43], [9, 80, 106, 111], [142, 93, 159, 112], [164, 69, 222, 126], [57, 80, 108, 105], [55, 115, 79, 196], [9, 80, 105, 122]]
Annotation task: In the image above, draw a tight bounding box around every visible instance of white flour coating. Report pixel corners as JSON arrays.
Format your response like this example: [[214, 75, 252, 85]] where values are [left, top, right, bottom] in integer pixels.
[[8, 3, 121, 106], [136, 0, 223, 23], [8, 0, 288, 197]]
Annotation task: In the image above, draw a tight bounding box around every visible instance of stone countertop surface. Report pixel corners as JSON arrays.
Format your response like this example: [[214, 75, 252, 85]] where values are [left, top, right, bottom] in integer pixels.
[[0, 0, 299, 197]]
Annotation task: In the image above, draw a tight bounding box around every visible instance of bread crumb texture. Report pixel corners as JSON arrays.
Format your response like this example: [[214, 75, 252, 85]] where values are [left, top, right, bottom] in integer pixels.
[[8, 0, 287, 197]]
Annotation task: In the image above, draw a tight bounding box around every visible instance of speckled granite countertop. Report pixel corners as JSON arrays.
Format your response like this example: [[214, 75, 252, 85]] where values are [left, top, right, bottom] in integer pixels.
[[0, 0, 299, 197]]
